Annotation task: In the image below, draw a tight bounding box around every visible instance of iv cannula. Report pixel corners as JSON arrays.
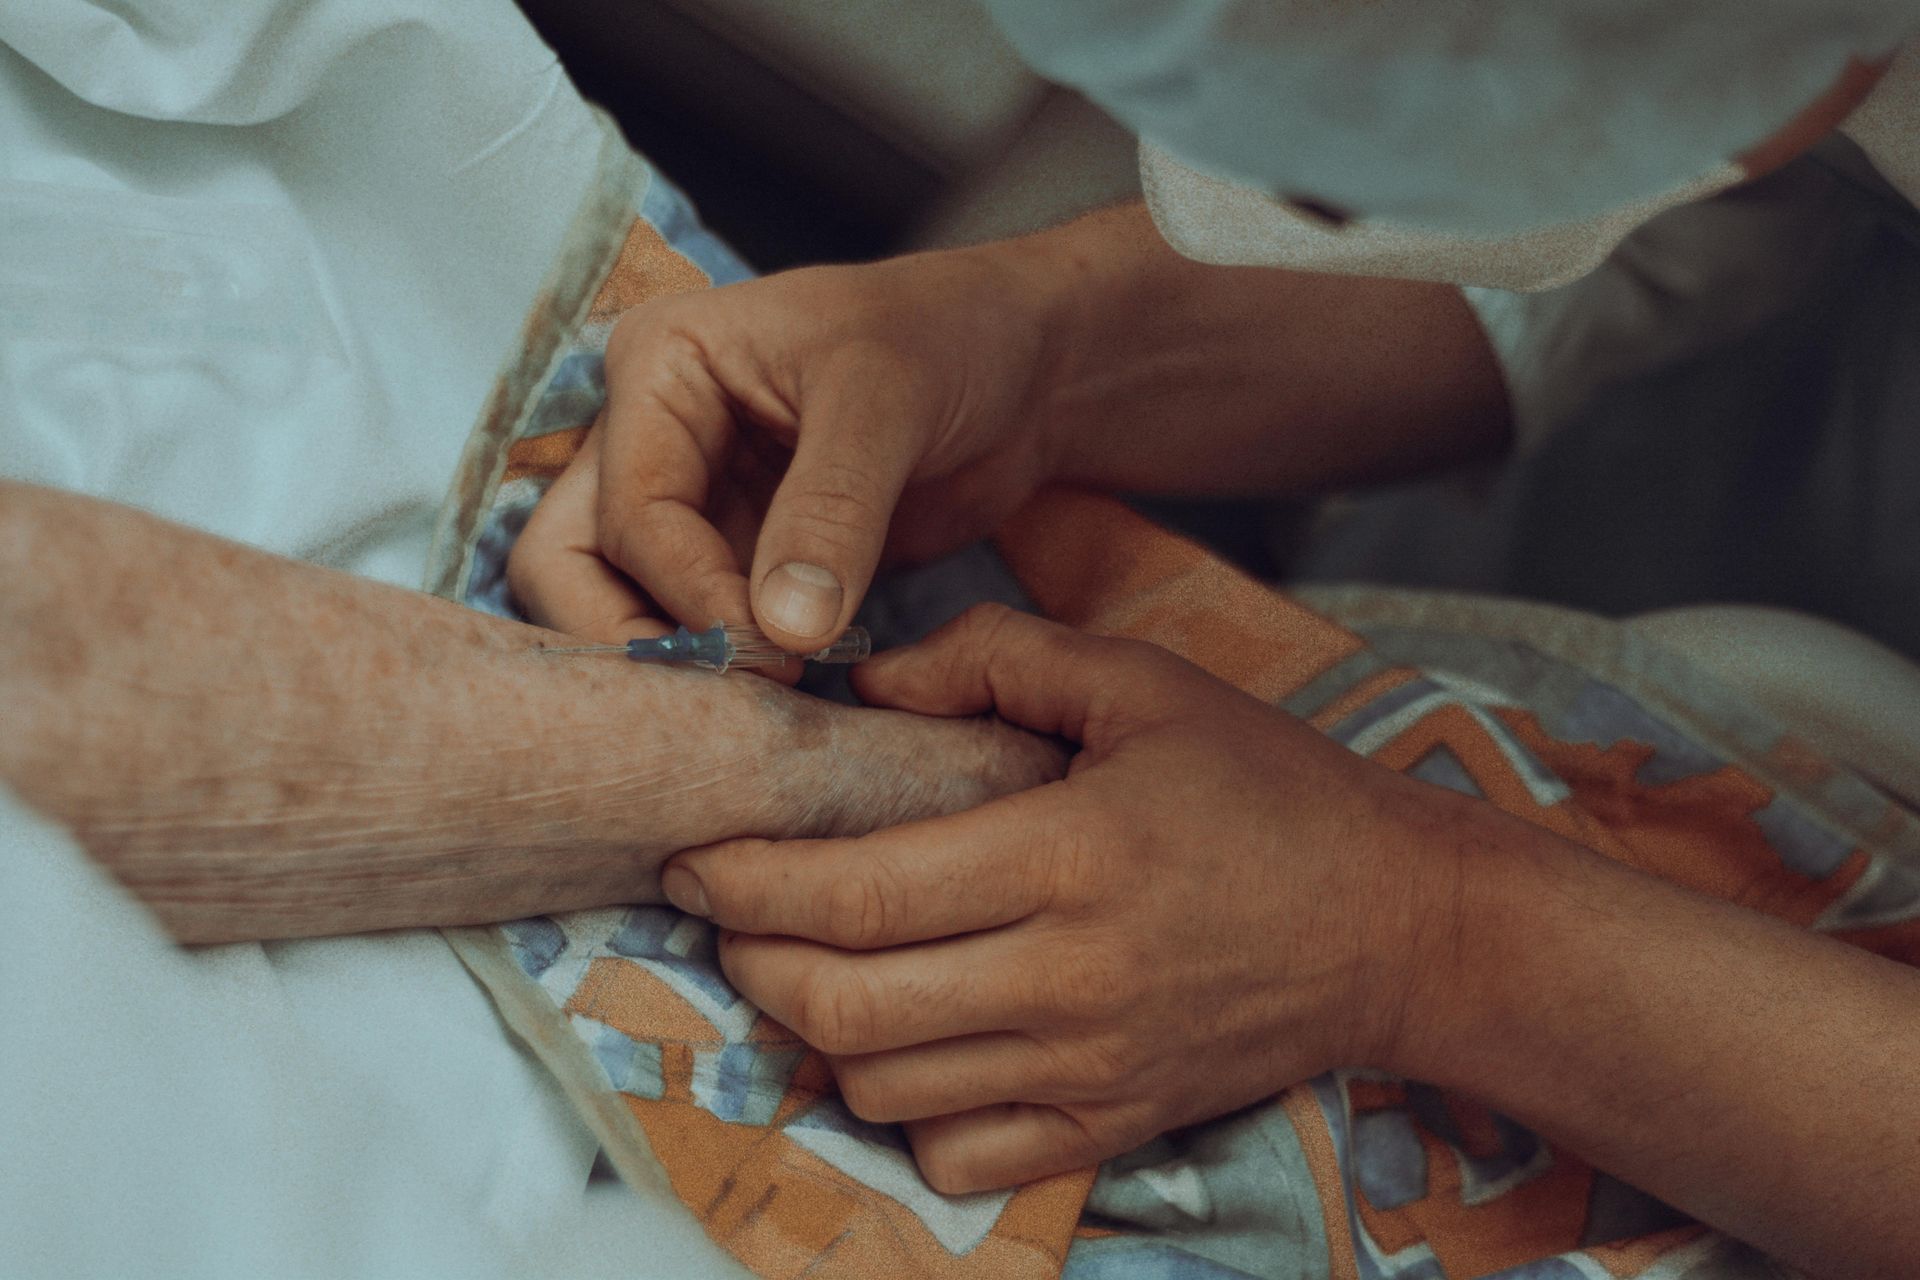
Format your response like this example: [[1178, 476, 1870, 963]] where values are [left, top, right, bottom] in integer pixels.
[[541, 621, 871, 674]]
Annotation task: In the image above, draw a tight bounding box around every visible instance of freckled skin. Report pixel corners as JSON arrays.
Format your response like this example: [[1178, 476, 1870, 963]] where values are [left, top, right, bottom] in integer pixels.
[[0, 481, 1065, 943]]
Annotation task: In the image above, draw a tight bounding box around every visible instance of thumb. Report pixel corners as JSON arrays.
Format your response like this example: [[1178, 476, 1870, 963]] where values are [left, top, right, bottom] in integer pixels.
[[750, 413, 920, 649], [851, 603, 1183, 746]]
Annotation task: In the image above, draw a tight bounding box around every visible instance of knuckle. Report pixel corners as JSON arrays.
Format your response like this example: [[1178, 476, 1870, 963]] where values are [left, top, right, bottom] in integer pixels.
[[794, 968, 879, 1055], [993, 603, 1062, 651], [608, 304, 692, 362], [602, 508, 724, 591], [784, 465, 887, 545], [1047, 942, 1135, 1022], [1029, 1032, 1110, 1096], [615, 330, 723, 428], [597, 500, 656, 558], [1078, 1033, 1144, 1093], [833, 1063, 895, 1123], [961, 601, 1019, 635], [1037, 625, 1120, 688], [690, 850, 761, 930], [1056, 1107, 1142, 1171], [1042, 819, 1107, 913], [680, 562, 749, 617], [1097, 1100, 1166, 1157], [823, 870, 895, 950]]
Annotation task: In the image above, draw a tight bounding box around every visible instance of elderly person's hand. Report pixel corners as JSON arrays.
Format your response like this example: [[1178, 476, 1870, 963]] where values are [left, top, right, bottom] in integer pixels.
[[655, 603, 1476, 1192]]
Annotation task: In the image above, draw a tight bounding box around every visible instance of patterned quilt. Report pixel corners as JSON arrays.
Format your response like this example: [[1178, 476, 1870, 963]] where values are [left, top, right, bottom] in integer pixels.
[[424, 121, 1920, 1280]]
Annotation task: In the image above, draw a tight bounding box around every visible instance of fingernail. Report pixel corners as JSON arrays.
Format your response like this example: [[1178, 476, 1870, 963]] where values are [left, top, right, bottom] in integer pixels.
[[759, 562, 842, 639], [661, 866, 710, 918]]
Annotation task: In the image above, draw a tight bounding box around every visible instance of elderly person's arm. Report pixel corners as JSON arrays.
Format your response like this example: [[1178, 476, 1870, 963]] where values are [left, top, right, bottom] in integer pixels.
[[0, 481, 1061, 943]]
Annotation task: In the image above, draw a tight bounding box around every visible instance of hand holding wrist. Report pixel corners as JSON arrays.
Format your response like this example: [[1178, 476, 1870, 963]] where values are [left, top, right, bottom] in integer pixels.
[[656, 605, 1515, 1191]]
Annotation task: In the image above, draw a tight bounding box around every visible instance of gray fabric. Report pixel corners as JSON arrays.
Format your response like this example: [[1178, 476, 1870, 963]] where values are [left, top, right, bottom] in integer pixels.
[[1288, 137, 1920, 662]]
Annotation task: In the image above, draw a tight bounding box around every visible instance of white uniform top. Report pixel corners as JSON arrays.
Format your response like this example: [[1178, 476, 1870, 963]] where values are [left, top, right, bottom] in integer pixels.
[[0, 1, 743, 1274], [1136, 44, 1920, 800], [1459, 50, 1920, 804], [1465, 43, 1920, 447]]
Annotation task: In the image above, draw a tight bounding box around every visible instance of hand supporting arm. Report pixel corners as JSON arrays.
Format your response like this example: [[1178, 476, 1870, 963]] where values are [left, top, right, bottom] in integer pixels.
[[660, 604, 1920, 1277]]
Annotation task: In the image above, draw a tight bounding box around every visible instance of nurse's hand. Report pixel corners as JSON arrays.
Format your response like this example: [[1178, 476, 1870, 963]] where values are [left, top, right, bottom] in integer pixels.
[[657, 604, 1476, 1192], [510, 202, 1511, 656], [508, 248, 1067, 654]]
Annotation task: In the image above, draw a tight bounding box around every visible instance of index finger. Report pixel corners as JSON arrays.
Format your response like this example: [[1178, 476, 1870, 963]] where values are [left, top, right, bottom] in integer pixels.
[[508, 430, 660, 642], [663, 786, 1065, 950], [596, 333, 755, 629]]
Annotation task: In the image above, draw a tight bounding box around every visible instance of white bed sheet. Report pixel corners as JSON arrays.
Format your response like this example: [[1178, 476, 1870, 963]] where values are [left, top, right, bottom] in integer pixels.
[[0, 0, 746, 1272]]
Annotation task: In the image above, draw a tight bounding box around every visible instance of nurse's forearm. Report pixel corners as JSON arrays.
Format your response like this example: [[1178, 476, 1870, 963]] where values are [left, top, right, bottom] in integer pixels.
[[0, 482, 1061, 942], [1002, 201, 1512, 495], [1401, 797, 1920, 1278]]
